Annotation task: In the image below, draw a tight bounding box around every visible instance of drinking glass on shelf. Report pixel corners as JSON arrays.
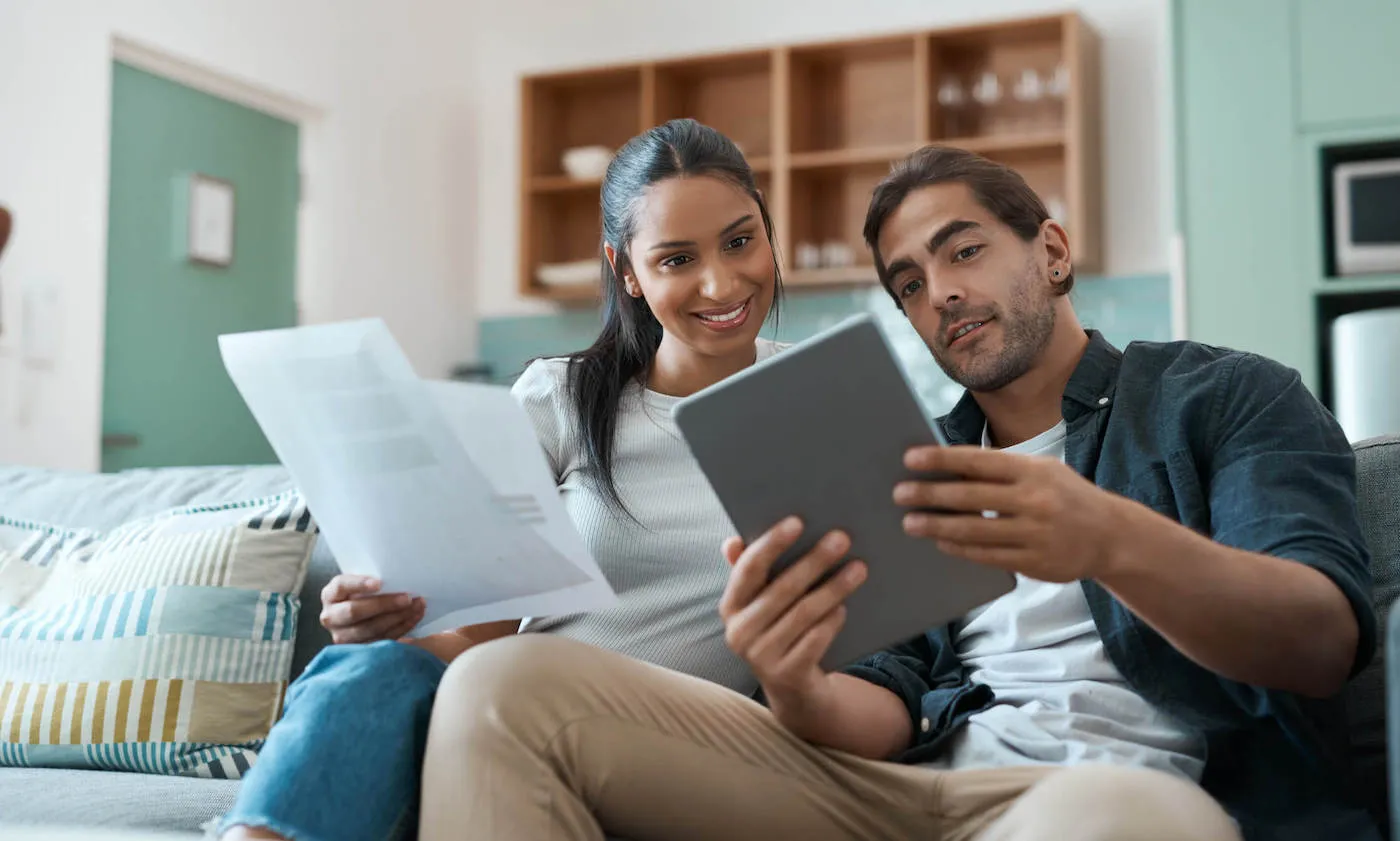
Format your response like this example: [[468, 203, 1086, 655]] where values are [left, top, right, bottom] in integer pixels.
[[936, 75, 968, 139], [1045, 63, 1070, 130], [1012, 67, 1045, 132], [971, 70, 1003, 136]]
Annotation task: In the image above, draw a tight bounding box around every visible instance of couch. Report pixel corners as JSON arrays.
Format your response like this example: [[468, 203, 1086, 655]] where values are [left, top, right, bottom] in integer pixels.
[[0, 435, 1396, 838]]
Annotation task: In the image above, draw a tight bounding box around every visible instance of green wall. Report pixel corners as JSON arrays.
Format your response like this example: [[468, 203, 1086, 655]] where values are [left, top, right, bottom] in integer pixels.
[[1173, 0, 1400, 392]]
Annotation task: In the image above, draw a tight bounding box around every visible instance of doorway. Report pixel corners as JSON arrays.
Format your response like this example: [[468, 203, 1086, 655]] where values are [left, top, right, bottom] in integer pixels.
[[101, 49, 305, 471]]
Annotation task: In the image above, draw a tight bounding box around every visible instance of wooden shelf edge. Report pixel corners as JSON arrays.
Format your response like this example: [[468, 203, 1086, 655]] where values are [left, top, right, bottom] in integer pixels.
[[524, 283, 601, 304], [531, 175, 604, 194], [786, 267, 880, 287], [789, 144, 922, 170], [938, 132, 1066, 155]]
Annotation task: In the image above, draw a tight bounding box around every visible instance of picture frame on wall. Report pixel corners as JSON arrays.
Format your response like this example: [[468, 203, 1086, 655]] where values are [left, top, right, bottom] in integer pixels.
[[188, 173, 236, 268]]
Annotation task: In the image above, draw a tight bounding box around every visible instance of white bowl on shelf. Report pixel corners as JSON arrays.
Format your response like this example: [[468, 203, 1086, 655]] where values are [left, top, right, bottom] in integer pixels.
[[536, 259, 598, 287], [561, 145, 614, 180]]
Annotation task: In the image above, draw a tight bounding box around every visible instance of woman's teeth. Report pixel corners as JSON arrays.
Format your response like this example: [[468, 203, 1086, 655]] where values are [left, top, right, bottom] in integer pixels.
[[700, 302, 747, 322]]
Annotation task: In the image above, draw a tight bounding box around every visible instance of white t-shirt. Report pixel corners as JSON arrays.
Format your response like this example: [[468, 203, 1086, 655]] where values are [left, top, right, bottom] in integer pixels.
[[925, 420, 1207, 781], [510, 339, 784, 696]]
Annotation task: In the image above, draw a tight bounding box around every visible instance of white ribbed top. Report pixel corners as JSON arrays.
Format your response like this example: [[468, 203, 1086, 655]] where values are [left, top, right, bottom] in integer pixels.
[[513, 340, 783, 695]]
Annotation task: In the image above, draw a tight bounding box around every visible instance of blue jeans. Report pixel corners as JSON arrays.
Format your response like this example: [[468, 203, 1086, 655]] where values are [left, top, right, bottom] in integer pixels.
[[216, 641, 448, 841]]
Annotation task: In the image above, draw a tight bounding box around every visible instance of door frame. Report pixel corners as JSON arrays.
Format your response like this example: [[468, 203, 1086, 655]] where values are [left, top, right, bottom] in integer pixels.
[[108, 34, 321, 326]]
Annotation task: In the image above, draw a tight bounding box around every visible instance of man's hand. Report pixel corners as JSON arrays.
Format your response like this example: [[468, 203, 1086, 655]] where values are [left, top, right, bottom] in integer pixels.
[[718, 518, 867, 718], [319, 574, 426, 644], [894, 445, 1132, 583]]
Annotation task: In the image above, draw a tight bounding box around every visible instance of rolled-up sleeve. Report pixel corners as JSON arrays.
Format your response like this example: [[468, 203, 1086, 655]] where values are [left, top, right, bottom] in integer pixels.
[[1206, 354, 1377, 678]]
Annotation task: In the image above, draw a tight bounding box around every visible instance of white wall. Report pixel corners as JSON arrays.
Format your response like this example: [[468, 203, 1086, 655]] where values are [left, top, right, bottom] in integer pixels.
[[470, 0, 1170, 318], [0, 0, 479, 471]]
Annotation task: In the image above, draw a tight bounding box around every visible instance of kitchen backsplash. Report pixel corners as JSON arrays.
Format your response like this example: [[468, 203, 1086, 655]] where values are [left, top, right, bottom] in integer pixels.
[[476, 273, 1170, 420]]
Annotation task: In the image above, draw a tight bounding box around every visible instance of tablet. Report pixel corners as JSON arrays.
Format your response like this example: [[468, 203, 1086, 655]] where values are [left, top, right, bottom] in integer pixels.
[[672, 313, 1015, 671]]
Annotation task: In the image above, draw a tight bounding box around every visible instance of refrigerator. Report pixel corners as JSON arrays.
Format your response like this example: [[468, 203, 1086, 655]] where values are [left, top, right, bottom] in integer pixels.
[[1331, 306, 1400, 441]]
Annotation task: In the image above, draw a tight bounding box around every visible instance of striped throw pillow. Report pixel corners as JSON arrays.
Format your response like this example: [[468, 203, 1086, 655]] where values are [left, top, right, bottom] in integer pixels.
[[0, 492, 317, 778]]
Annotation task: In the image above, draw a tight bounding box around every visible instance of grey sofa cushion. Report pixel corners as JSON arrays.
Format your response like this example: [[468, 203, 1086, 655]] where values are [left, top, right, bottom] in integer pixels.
[[0, 464, 337, 679], [0, 767, 237, 834], [1346, 435, 1400, 829]]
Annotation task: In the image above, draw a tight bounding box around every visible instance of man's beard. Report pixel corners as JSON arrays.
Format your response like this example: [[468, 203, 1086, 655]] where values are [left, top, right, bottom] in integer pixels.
[[930, 263, 1057, 392]]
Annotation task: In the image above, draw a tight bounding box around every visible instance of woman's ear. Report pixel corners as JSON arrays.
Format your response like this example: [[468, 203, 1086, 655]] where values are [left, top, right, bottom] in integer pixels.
[[604, 243, 641, 298], [603, 243, 618, 278]]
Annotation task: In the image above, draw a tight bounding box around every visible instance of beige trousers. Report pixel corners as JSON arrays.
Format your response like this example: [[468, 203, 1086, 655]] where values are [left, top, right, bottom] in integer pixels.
[[418, 635, 1241, 841]]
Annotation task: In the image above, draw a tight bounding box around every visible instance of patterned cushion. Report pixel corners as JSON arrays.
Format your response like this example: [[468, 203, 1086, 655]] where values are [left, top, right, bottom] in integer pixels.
[[0, 492, 317, 778]]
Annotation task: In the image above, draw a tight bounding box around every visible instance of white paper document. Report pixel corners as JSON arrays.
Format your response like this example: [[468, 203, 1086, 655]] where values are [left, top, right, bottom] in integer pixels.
[[218, 318, 618, 634]]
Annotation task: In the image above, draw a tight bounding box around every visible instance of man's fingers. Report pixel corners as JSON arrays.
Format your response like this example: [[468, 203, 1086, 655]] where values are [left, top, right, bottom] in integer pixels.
[[893, 480, 1018, 514], [321, 574, 381, 605], [725, 530, 851, 661], [719, 517, 803, 618], [902, 512, 1032, 546], [934, 540, 1029, 571], [320, 592, 415, 630], [777, 603, 848, 677], [722, 536, 745, 566], [904, 445, 1024, 481], [749, 559, 866, 667]]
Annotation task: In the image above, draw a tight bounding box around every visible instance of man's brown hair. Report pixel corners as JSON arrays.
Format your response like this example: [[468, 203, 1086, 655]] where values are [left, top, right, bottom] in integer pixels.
[[862, 146, 1072, 309]]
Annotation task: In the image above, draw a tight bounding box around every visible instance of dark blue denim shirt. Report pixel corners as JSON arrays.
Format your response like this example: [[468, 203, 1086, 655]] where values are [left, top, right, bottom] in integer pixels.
[[844, 331, 1379, 841]]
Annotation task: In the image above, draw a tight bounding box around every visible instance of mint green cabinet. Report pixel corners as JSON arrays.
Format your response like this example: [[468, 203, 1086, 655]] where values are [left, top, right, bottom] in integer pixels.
[[1173, 0, 1313, 384], [1173, 0, 1400, 394], [1296, 0, 1400, 128]]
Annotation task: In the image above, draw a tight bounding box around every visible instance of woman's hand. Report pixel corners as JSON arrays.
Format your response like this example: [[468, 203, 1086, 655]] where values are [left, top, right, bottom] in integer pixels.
[[319, 573, 425, 644]]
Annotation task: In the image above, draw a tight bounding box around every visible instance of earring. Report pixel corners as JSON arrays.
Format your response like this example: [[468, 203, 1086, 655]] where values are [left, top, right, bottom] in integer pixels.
[[1053, 269, 1062, 278]]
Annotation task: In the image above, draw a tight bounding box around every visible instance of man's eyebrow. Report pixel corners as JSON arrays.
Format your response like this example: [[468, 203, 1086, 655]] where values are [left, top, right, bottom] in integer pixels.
[[926, 220, 982, 255], [883, 220, 983, 278]]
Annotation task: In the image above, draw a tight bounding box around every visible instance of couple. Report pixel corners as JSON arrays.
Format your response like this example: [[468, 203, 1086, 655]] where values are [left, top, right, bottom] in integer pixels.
[[218, 119, 1377, 841]]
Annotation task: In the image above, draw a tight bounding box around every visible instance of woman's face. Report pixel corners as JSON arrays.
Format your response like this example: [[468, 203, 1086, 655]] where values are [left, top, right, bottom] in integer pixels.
[[618, 175, 776, 361]]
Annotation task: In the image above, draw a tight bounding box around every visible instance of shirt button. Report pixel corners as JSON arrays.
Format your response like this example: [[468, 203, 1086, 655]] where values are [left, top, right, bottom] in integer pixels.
[[920, 717, 931, 733], [1097, 396, 1109, 406]]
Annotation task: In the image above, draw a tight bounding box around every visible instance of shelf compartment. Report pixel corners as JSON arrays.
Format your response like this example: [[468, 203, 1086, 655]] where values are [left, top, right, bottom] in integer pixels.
[[929, 17, 1067, 142], [789, 37, 920, 154], [784, 162, 889, 286], [520, 190, 603, 302], [652, 52, 774, 160], [525, 68, 642, 179]]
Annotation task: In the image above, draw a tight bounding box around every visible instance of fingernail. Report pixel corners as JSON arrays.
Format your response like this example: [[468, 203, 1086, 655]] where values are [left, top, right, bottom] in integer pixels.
[[904, 513, 928, 532], [893, 482, 912, 502], [845, 562, 866, 584], [397, 594, 413, 607], [822, 531, 849, 552], [782, 516, 802, 536]]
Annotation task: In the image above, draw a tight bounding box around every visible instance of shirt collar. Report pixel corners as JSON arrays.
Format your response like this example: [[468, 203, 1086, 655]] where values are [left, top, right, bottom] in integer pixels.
[[940, 330, 1122, 446]]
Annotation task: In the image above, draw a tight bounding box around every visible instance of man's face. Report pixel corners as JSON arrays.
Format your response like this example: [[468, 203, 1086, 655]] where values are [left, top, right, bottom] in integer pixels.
[[876, 183, 1056, 392]]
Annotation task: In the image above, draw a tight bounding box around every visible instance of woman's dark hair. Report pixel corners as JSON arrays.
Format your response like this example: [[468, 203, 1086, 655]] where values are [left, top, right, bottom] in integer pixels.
[[862, 145, 1071, 310], [565, 118, 782, 516]]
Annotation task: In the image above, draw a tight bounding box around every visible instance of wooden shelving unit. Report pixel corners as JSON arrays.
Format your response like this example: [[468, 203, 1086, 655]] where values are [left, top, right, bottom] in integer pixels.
[[519, 13, 1101, 303]]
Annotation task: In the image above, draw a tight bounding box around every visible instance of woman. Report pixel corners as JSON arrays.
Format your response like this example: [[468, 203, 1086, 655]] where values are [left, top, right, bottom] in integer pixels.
[[218, 117, 786, 841]]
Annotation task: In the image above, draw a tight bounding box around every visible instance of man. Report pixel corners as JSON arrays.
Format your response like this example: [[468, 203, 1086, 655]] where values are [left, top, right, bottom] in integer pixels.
[[418, 147, 1377, 841]]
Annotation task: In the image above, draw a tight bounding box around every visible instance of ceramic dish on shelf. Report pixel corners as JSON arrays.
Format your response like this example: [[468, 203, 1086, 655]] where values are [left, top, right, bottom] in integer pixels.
[[535, 259, 599, 287], [560, 145, 614, 180]]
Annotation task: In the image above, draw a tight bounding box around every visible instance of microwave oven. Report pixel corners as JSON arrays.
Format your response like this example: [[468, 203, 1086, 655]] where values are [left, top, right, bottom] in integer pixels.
[[1333, 156, 1400, 276]]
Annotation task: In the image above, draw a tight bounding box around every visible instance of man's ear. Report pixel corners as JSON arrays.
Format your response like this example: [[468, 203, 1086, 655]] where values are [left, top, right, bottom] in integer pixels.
[[1040, 218, 1072, 283]]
